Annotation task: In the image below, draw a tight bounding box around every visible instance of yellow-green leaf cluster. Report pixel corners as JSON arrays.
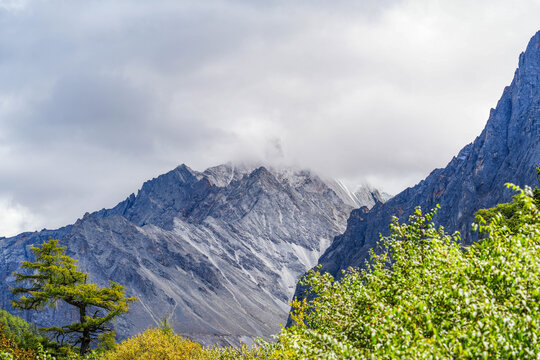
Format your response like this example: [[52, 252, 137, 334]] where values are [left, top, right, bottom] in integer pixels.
[[204, 342, 269, 359], [102, 328, 205, 360]]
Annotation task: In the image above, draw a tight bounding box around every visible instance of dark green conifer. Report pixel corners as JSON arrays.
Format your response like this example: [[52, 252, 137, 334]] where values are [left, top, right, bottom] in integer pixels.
[[11, 239, 136, 355]]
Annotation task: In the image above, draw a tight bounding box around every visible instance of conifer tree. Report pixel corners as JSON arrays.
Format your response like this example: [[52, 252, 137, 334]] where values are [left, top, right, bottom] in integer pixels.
[[11, 239, 136, 355]]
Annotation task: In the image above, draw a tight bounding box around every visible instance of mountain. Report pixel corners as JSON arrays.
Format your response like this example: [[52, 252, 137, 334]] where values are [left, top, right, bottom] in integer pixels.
[[353, 184, 392, 208], [311, 31, 540, 281], [0, 163, 386, 345], [323, 180, 392, 209]]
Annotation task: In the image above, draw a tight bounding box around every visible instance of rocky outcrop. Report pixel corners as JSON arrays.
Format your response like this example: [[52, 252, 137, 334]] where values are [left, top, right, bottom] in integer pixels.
[[314, 31, 540, 281], [0, 164, 383, 345]]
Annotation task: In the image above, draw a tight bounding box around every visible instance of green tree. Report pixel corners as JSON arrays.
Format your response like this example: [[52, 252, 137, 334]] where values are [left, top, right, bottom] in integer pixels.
[[475, 165, 540, 233], [11, 239, 137, 355], [274, 182, 540, 359]]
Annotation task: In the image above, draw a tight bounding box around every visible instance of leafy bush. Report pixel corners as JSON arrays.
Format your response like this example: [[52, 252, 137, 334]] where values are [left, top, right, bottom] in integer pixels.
[[0, 351, 14, 360], [204, 342, 269, 359], [0, 325, 36, 360], [102, 328, 205, 360], [0, 314, 101, 360], [0, 310, 46, 351], [274, 183, 540, 359], [475, 166, 539, 233]]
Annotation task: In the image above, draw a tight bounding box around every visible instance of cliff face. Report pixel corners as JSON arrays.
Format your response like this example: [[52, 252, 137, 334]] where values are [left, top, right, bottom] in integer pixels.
[[316, 31, 540, 280], [0, 164, 382, 345]]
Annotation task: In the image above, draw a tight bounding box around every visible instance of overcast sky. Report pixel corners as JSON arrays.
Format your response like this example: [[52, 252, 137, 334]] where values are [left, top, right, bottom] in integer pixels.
[[1, 0, 539, 237]]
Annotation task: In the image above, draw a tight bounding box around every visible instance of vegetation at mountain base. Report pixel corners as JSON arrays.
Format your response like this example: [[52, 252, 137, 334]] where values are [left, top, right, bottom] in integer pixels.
[[275, 181, 540, 359], [475, 165, 540, 233], [0, 311, 106, 360], [204, 342, 270, 359], [0, 325, 37, 360], [3, 242, 270, 360], [0, 310, 46, 351], [101, 328, 206, 360], [2, 323, 263, 360], [10, 239, 136, 356]]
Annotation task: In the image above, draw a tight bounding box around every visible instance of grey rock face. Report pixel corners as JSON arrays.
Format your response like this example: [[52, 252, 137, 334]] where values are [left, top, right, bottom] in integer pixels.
[[353, 184, 392, 209], [324, 180, 391, 209], [0, 164, 380, 345], [313, 31, 540, 281]]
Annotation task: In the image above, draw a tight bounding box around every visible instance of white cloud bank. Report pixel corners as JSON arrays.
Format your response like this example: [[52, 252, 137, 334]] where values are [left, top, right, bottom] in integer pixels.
[[0, 0, 539, 235], [0, 197, 43, 237]]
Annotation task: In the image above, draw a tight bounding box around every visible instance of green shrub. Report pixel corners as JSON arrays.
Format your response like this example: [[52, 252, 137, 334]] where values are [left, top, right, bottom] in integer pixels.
[[274, 183, 540, 359], [204, 342, 269, 359], [0, 325, 36, 360], [0, 311, 103, 360], [0, 351, 14, 360], [475, 166, 539, 233], [0, 310, 45, 351], [102, 328, 205, 360]]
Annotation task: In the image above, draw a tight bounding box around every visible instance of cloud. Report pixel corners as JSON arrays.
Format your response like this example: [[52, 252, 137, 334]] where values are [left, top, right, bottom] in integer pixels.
[[0, 196, 42, 237], [1, 0, 539, 235], [0, 0, 26, 11]]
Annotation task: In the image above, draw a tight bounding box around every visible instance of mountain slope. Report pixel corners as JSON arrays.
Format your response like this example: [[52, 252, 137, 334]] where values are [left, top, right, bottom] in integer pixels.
[[315, 31, 540, 280], [324, 180, 392, 209], [0, 164, 384, 345]]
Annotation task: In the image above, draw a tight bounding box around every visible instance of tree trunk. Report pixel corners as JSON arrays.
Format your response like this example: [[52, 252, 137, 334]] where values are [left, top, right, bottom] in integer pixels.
[[80, 333, 91, 355], [79, 305, 91, 355]]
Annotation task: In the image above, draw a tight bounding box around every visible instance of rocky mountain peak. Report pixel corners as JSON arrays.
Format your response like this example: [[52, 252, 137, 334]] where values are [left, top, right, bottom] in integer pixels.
[[517, 30, 540, 79], [306, 31, 540, 282], [202, 163, 253, 188]]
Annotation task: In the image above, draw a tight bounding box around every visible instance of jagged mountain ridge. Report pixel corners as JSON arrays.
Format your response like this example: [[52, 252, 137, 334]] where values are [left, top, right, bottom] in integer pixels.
[[0, 163, 386, 345], [312, 31, 540, 281], [353, 184, 392, 208], [320, 179, 391, 209]]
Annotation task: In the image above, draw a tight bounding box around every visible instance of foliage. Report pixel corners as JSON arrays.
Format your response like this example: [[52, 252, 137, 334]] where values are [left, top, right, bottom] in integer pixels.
[[0, 351, 14, 360], [475, 165, 540, 233], [34, 343, 102, 360], [101, 328, 205, 360], [204, 342, 270, 359], [274, 183, 540, 359], [0, 319, 102, 360], [157, 317, 173, 335], [11, 239, 137, 355], [0, 310, 46, 351], [0, 325, 36, 360]]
